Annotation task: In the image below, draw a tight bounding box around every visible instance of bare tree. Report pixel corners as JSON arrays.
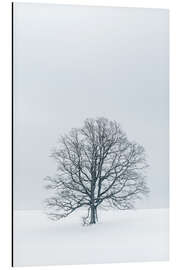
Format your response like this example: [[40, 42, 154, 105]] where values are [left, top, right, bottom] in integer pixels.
[[44, 117, 149, 225]]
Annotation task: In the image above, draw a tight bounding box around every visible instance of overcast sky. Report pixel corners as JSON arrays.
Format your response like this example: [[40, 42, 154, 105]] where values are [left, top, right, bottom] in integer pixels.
[[13, 3, 169, 210]]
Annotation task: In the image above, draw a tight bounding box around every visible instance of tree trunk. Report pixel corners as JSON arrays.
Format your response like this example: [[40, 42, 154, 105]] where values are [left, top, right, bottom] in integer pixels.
[[90, 177, 96, 224], [90, 205, 96, 224]]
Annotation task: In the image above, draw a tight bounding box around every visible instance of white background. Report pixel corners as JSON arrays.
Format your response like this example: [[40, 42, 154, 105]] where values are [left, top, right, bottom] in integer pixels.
[[0, 0, 179, 269]]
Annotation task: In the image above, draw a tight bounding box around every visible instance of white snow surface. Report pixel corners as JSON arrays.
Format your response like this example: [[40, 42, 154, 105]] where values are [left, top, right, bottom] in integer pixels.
[[14, 208, 169, 266]]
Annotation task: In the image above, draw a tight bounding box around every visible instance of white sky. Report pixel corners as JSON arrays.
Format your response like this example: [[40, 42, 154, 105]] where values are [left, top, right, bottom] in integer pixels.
[[13, 3, 169, 210]]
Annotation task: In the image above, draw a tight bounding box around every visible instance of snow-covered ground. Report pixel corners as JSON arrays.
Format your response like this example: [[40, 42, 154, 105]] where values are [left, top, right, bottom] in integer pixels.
[[13, 208, 169, 266]]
